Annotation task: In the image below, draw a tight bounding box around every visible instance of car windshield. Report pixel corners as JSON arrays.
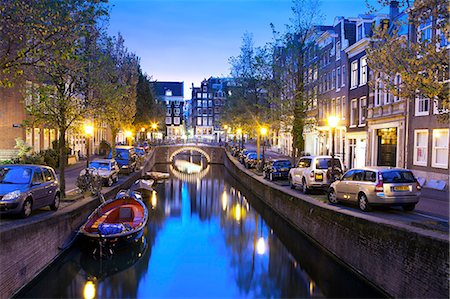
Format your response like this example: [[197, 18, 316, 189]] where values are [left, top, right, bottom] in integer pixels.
[[89, 162, 110, 170], [117, 150, 129, 159], [0, 167, 32, 184], [382, 170, 416, 183], [316, 158, 342, 169], [274, 161, 291, 168]]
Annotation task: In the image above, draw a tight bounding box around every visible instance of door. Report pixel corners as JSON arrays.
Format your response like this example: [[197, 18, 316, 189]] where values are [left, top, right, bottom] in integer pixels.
[[377, 128, 397, 167], [42, 168, 57, 205], [30, 168, 47, 208], [336, 169, 355, 200], [346, 170, 364, 202]]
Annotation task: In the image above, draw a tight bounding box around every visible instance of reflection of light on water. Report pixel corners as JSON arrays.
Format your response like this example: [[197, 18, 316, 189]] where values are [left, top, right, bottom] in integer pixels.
[[221, 190, 228, 211], [309, 281, 315, 295], [232, 203, 246, 222], [83, 280, 96, 299], [151, 190, 158, 209], [256, 237, 266, 255], [174, 159, 203, 174], [169, 164, 210, 183]]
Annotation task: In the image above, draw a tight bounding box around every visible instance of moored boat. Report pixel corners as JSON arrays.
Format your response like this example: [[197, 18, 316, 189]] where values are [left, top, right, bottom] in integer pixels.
[[144, 171, 170, 180], [79, 194, 148, 248]]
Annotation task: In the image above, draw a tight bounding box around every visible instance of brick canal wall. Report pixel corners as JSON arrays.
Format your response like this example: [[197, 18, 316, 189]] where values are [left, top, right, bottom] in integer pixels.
[[0, 150, 157, 299], [222, 150, 449, 298]]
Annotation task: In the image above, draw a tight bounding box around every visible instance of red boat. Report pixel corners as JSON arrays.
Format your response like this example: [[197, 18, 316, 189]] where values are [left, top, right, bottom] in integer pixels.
[[79, 195, 148, 246]]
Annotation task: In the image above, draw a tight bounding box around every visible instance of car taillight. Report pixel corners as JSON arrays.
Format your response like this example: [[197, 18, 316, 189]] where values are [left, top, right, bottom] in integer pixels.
[[375, 172, 384, 192], [310, 170, 314, 178]]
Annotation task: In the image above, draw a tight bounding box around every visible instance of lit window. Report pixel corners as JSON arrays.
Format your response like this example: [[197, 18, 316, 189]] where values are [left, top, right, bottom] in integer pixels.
[[414, 130, 428, 166], [432, 129, 449, 168]]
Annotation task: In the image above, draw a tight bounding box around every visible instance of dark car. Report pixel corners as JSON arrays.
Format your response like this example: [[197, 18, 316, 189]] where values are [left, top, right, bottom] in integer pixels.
[[244, 152, 261, 169], [108, 146, 137, 174], [0, 164, 60, 218], [239, 149, 254, 164], [263, 159, 293, 181]]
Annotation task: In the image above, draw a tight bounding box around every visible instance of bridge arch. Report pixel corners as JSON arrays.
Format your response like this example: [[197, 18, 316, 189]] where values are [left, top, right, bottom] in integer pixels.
[[169, 146, 211, 164]]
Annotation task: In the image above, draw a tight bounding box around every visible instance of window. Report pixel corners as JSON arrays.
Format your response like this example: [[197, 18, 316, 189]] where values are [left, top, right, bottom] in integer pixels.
[[432, 129, 449, 168], [415, 97, 430, 116], [394, 74, 401, 102], [350, 99, 357, 127], [360, 56, 367, 85], [357, 24, 363, 41], [342, 65, 346, 87], [174, 108, 180, 115], [313, 67, 318, 81], [419, 18, 432, 44], [336, 41, 341, 60], [313, 86, 317, 108], [197, 117, 202, 125], [375, 76, 384, 106], [351, 61, 358, 88], [337, 67, 341, 88], [336, 98, 341, 118], [203, 100, 208, 107], [414, 130, 428, 166], [363, 171, 376, 182], [202, 93, 208, 98], [342, 170, 355, 181], [359, 97, 367, 126], [166, 108, 172, 116], [174, 117, 180, 125], [341, 96, 346, 120], [332, 69, 336, 89], [297, 158, 312, 168], [165, 117, 172, 125]]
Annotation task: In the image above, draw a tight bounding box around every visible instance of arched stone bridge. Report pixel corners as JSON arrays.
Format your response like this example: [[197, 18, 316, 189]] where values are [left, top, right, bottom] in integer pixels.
[[153, 144, 225, 164]]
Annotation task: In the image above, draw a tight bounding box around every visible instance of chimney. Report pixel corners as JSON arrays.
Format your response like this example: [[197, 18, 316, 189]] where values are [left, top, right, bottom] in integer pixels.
[[390, 0, 399, 20]]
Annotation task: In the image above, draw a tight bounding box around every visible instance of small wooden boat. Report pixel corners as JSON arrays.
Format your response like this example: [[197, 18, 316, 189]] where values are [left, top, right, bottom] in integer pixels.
[[129, 179, 154, 196], [145, 171, 170, 180], [79, 194, 148, 247]]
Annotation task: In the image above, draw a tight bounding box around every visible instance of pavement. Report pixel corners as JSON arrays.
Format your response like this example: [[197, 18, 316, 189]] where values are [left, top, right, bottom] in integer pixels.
[[238, 141, 449, 221]]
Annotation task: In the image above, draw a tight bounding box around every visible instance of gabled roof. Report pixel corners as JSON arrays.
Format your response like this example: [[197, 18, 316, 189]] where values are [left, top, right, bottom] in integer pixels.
[[151, 81, 184, 97]]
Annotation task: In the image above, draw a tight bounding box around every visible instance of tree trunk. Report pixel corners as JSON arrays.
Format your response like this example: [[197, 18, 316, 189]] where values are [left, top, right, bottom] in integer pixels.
[[111, 127, 118, 157], [58, 128, 67, 199]]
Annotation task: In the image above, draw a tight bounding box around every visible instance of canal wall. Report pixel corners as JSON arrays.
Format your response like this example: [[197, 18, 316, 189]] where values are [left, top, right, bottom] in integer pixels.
[[222, 150, 449, 298], [0, 150, 157, 299]]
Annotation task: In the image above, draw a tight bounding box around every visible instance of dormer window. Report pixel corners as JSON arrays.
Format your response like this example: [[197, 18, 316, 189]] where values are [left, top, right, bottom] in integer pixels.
[[357, 24, 363, 41], [165, 89, 172, 96]]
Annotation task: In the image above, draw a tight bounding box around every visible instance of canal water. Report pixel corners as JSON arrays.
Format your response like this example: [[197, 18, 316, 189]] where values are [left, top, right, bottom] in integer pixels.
[[17, 156, 385, 298]]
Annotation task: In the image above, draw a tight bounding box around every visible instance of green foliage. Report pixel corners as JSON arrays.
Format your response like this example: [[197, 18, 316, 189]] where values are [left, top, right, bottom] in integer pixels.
[[14, 138, 32, 159]]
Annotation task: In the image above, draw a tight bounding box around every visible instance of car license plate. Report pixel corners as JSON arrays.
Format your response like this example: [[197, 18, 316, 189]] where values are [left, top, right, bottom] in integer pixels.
[[315, 173, 323, 181], [281, 168, 288, 172], [394, 186, 409, 191]]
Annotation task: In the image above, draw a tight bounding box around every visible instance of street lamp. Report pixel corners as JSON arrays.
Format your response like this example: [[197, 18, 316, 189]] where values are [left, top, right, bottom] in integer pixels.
[[124, 130, 132, 146], [260, 126, 268, 167], [84, 123, 94, 169], [236, 128, 242, 151], [327, 116, 339, 182], [151, 122, 158, 143]]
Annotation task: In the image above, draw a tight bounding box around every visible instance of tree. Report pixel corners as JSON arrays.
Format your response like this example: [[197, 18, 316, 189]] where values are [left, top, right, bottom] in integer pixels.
[[366, 0, 449, 122], [92, 33, 139, 155], [268, 0, 323, 157], [24, 0, 108, 198], [225, 32, 272, 136], [0, 0, 108, 87]]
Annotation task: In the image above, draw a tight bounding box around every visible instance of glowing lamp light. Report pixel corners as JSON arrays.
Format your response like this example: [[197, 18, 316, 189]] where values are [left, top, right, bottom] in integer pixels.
[[260, 126, 268, 136], [124, 130, 133, 138], [141, 127, 145, 132], [84, 124, 94, 136], [327, 116, 339, 128], [83, 281, 96, 299], [224, 125, 228, 130], [151, 123, 158, 130], [256, 237, 266, 255], [236, 128, 242, 135]]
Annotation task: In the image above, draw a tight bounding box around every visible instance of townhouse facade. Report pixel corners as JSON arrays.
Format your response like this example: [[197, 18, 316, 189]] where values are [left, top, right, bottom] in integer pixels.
[[152, 81, 185, 140]]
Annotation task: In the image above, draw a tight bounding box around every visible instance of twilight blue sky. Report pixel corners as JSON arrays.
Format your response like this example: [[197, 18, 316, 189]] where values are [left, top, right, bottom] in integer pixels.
[[108, 0, 380, 98]]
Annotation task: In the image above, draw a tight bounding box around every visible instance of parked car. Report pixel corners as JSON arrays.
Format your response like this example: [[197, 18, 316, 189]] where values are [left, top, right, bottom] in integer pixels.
[[327, 167, 421, 212], [0, 164, 60, 218], [288, 155, 343, 193], [244, 152, 262, 169], [263, 159, 293, 181], [239, 149, 253, 164], [134, 146, 146, 157], [80, 159, 120, 187], [107, 146, 137, 174]]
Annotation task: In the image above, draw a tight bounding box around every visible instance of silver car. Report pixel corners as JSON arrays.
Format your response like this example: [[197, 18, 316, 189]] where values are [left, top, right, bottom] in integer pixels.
[[328, 167, 421, 212], [0, 164, 60, 218]]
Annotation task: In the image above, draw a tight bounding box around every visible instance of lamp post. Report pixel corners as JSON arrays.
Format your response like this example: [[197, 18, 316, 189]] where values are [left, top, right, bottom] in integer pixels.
[[260, 126, 268, 167], [124, 130, 132, 146], [236, 128, 242, 151], [84, 124, 94, 169], [151, 122, 158, 143], [223, 125, 228, 143], [327, 116, 339, 182]]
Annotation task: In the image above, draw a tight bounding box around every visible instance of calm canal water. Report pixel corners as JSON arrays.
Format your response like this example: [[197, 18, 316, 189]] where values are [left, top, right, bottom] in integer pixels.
[[17, 161, 385, 298]]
